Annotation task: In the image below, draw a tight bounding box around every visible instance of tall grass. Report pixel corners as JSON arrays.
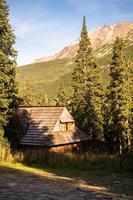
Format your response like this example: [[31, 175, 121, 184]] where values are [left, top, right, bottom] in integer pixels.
[[12, 148, 133, 175], [0, 139, 13, 162]]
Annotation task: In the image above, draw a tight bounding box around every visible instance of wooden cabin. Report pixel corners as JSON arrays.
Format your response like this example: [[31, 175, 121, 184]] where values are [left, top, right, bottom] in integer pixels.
[[15, 106, 88, 152]]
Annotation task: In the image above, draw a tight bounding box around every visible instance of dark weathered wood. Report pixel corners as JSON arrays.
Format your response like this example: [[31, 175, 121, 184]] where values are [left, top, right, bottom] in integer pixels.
[[15, 106, 88, 148]]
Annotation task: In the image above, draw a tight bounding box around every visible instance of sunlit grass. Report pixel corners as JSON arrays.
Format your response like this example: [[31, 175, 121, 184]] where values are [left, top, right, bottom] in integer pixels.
[[0, 160, 132, 199], [0, 161, 28, 171], [1, 149, 133, 180]]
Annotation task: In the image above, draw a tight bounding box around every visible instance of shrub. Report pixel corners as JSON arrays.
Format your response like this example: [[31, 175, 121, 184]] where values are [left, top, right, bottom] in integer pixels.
[[0, 129, 13, 162]]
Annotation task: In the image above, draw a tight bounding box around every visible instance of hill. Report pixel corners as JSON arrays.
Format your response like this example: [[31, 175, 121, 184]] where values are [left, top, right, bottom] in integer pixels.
[[17, 58, 73, 98], [17, 22, 133, 99]]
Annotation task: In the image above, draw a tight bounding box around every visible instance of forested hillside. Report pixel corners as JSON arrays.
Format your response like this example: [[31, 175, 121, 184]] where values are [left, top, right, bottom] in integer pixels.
[[17, 37, 133, 99]]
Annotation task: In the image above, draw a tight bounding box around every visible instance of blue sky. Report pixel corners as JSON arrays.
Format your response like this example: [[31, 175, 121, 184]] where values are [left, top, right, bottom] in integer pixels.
[[7, 0, 133, 66]]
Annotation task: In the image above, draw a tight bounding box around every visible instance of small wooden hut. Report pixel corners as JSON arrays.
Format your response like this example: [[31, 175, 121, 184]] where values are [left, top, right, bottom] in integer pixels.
[[15, 106, 88, 152]]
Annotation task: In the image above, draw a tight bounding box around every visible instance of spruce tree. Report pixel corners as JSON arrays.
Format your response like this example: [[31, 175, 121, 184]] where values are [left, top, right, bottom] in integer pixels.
[[72, 16, 89, 128], [72, 17, 103, 139], [0, 0, 18, 136], [105, 37, 131, 154], [129, 62, 133, 141], [55, 84, 68, 106], [84, 59, 103, 139]]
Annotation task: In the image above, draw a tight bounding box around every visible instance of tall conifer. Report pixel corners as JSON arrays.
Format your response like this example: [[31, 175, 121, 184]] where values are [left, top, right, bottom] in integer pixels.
[[129, 62, 133, 141], [72, 17, 103, 139], [72, 17, 88, 129], [105, 37, 131, 154], [0, 0, 18, 134]]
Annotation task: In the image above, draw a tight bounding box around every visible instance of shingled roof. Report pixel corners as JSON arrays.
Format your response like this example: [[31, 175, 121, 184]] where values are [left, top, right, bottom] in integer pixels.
[[16, 106, 88, 146]]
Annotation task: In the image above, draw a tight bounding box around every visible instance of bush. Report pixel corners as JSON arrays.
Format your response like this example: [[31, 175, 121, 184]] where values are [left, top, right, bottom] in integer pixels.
[[0, 129, 13, 162]]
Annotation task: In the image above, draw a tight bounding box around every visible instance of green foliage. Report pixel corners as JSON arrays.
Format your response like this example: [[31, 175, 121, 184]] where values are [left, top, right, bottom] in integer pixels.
[[0, 0, 18, 120], [0, 0, 19, 113], [104, 38, 132, 154], [0, 128, 13, 161], [71, 17, 91, 127], [17, 58, 72, 98], [71, 17, 103, 139], [19, 80, 49, 106], [54, 84, 68, 106], [129, 62, 133, 139], [0, 0, 19, 155], [16, 45, 133, 100]]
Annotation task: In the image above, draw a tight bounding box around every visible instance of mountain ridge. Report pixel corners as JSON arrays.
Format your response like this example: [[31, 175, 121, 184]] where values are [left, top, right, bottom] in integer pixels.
[[17, 22, 133, 98], [34, 22, 133, 63]]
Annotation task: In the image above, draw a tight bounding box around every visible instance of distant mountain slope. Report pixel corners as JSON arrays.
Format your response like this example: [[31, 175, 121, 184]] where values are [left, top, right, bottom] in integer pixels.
[[17, 58, 73, 98], [34, 22, 133, 62], [18, 22, 133, 99]]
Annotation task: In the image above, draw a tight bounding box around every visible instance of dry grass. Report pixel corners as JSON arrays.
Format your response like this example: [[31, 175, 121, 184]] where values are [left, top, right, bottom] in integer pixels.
[[10, 148, 133, 177]]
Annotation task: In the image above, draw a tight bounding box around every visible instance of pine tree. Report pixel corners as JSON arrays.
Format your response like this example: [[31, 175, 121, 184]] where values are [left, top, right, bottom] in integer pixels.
[[71, 17, 103, 139], [72, 16, 91, 128], [105, 37, 131, 154], [0, 0, 19, 137], [129, 62, 133, 141], [55, 84, 68, 106], [84, 61, 103, 139]]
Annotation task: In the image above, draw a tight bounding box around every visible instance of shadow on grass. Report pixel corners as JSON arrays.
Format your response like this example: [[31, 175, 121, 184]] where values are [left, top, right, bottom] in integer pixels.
[[0, 162, 133, 200]]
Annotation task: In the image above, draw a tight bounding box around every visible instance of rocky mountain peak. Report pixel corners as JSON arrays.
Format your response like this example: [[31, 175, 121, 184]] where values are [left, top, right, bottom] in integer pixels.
[[34, 22, 133, 63]]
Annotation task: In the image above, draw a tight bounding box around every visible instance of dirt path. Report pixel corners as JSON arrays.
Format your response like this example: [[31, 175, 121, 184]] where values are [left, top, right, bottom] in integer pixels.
[[0, 167, 133, 200]]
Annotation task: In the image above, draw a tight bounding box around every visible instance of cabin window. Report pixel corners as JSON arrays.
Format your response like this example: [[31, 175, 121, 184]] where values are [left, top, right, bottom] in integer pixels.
[[60, 122, 74, 131], [66, 122, 74, 131], [60, 123, 67, 131]]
